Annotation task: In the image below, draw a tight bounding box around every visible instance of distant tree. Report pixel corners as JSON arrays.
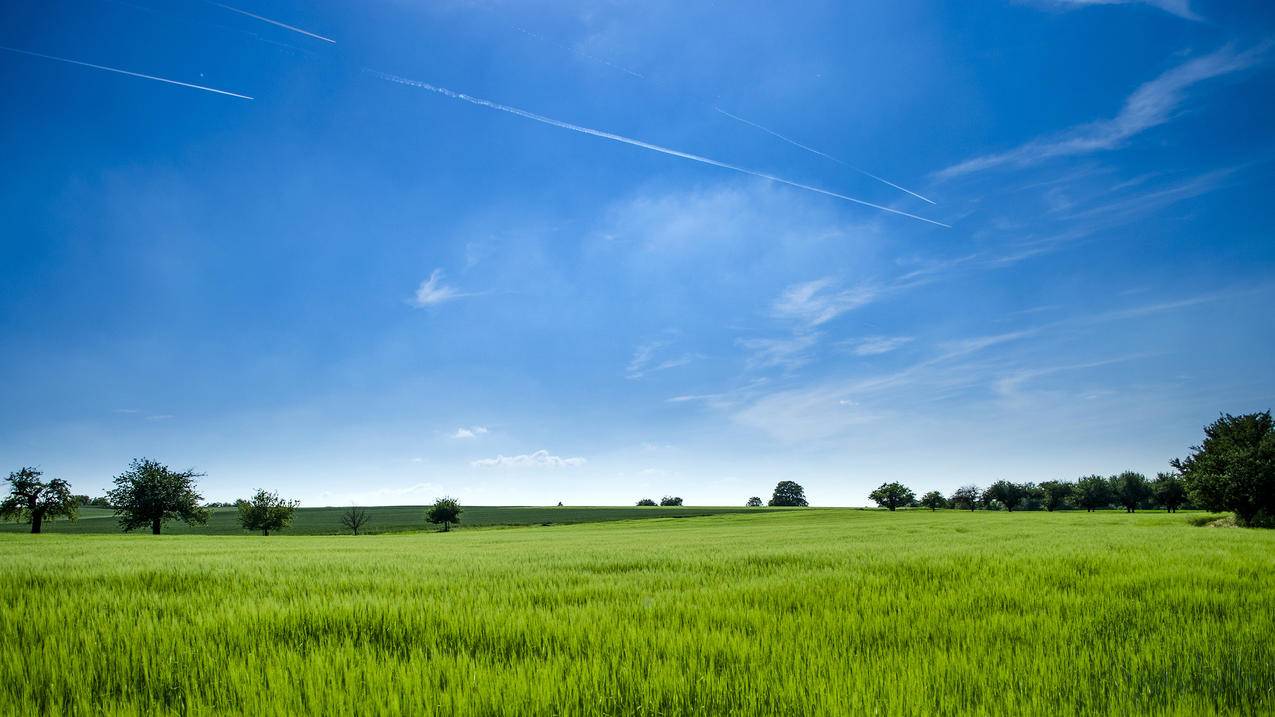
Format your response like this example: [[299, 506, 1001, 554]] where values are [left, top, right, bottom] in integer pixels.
[[659, 496, 683, 507], [106, 458, 208, 535], [950, 485, 980, 511], [1038, 480, 1074, 512], [86, 495, 112, 508], [919, 490, 948, 511], [636, 498, 657, 507], [868, 482, 915, 511], [0, 467, 78, 534], [1021, 482, 1045, 511], [983, 480, 1026, 512], [340, 506, 370, 535], [1108, 471, 1152, 513], [236, 489, 300, 536], [768, 481, 808, 507], [746, 496, 763, 507], [1172, 411, 1275, 527], [426, 497, 463, 532], [556, 501, 564, 507], [1152, 472, 1188, 513], [1073, 475, 1113, 512]]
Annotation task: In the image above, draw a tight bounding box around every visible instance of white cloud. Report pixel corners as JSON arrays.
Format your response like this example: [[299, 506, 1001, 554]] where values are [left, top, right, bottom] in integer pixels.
[[471, 450, 586, 468], [411, 269, 467, 307], [1026, 0, 1200, 21], [936, 44, 1267, 179], [737, 333, 821, 371], [845, 336, 913, 356], [452, 426, 489, 439], [626, 340, 697, 379], [773, 278, 878, 328]]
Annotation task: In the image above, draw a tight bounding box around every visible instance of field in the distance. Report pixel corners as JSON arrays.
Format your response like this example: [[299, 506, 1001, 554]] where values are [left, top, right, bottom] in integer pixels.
[[0, 504, 782, 534], [3, 509, 1273, 715]]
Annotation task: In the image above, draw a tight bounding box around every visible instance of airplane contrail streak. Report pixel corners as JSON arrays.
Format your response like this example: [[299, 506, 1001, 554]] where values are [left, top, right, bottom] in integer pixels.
[[712, 107, 936, 205], [0, 46, 253, 99], [368, 70, 948, 228], [207, 2, 335, 43]]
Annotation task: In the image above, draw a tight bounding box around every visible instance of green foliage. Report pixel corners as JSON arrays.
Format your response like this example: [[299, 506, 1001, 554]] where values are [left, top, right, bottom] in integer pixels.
[[426, 497, 463, 532], [636, 498, 657, 507], [659, 496, 683, 507], [1073, 475, 1113, 512], [1153, 472, 1188, 513], [0, 467, 78, 534], [1108, 471, 1152, 513], [746, 496, 763, 507], [340, 506, 370, 535], [1172, 411, 1275, 526], [768, 481, 808, 507], [950, 485, 980, 511], [919, 491, 948, 511], [236, 490, 300, 536], [106, 458, 209, 535], [982, 481, 1026, 512], [868, 482, 914, 511], [1038, 481, 1074, 512], [1, 511, 1272, 714]]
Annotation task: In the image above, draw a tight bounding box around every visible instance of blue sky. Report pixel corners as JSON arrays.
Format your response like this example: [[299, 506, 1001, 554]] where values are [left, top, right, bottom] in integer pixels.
[[2, 0, 1273, 506]]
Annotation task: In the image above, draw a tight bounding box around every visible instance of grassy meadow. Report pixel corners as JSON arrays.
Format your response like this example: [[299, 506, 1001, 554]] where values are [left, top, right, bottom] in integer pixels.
[[3, 509, 1274, 715]]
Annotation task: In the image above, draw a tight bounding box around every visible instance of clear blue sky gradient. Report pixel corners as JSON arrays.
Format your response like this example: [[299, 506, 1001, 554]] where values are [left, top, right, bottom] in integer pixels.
[[2, 0, 1273, 506]]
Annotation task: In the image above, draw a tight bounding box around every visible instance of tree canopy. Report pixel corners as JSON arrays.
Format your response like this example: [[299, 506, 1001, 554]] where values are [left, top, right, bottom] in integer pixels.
[[1153, 472, 1188, 513], [106, 459, 209, 535], [236, 489, 300, 536], [869, 482, 914, 511], [919, 491, 948, 511], [1108, 471, 1152, 513], [1172, 411, 1275, 526], [0, 467, 78, 534], [982, 480, 1026, 512], [769, 481, 808, 507], [1073, 475, 1113, 512], [635, 498, 657, 506], [426, 497, 463, 532], [746, 496, 763, 507], [950, 485, 980, 511], [659, 496, 683, 506], [1038, 480, 1074, 512]]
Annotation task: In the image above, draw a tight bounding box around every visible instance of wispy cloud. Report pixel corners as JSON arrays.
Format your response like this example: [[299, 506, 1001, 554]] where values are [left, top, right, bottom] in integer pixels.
[[626, 340, 697, 379], [936, 44, 1267, 179], [844, 336, 914, 356], [773, 278, 878, 329], [1024, 0, 1201, 21], [452, 426, 489, 439], [411, 269, 469, 307], [471, 450, 586, 468], [737, 333, 821, 371]]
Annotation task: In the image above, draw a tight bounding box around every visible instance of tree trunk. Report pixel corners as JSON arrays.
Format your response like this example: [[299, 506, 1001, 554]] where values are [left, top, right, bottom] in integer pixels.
[[152, 517, 162, 535], [263, 528, 269, 536], [31, 513, 43, 534]]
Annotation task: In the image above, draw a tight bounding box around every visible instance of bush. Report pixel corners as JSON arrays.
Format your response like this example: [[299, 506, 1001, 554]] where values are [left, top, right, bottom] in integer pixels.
[[659, 496, 683, 507], [636, 498, 657, 507]]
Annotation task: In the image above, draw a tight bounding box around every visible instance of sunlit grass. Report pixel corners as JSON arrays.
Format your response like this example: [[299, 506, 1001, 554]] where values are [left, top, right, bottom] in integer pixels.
[[2, 509, 1272, 714]]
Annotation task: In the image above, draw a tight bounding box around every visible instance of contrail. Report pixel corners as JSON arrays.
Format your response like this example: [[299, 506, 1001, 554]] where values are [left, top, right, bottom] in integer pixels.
[[205, 1, 335, 43], [712, 108, 936, 205], [0, 46, 253, 99], [368, 70, 948, 228]]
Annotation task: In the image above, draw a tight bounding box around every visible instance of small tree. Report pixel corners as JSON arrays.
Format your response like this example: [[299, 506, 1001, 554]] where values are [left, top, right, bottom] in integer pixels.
[[769, 481, 808, 507], [1152, 472, 1187, 513], [982, 480, 1026, 512], [0, 467, 78, 534], [1073, 475, 1113, 512], [341, 506, 370, 535], [1172, 411, 1275, 526], [746, 496, 763, 507], [106, 458, 209, 534], [1108, 471, 1152, 513], [659, 496, 683, 506], [426, 497, 462, 532], [636, 498, 657, 506], [950, 484, 980, 511], [236, 489, 299, 536], [1038, 480, 1074, 512], [868, 482, 915, 511], [919, 491, 947, 511]]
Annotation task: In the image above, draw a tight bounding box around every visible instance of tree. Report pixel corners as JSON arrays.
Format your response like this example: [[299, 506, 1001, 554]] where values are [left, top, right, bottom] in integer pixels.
[[0, 467, 78, 534], [1172, 411, 1275, 526], [1108, 471, 1152, 513], [106, 458, 208, 535], [950, 485, 980, 511], [768, 481, 808, 507], [340, 506, 370, 535], [982, 480, 1026, 512], [1073, 475, 1113, 512], [1038, 480, 1074, 512], [1152, 472, 1188, 513], [868, 482, 915, 511], [919, 491, 948, 511], [636, 498, 657, 506], [659, 496, 683, 506], [236, 489, 300, 536], [426, 497, 462, 532], [746, 496, 763, 507]]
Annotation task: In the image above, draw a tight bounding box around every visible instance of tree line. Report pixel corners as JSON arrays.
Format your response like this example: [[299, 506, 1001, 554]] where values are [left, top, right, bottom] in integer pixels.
[[867, 471, 1187, 513]]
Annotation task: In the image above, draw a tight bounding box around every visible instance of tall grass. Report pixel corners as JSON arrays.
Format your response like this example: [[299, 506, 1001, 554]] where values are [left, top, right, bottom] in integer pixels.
[[2, 510, 1272, 714]]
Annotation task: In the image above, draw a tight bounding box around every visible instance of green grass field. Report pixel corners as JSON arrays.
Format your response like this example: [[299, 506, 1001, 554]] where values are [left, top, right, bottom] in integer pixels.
[[3, 509, 1273, 715], [0, 504, 781, 535]]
